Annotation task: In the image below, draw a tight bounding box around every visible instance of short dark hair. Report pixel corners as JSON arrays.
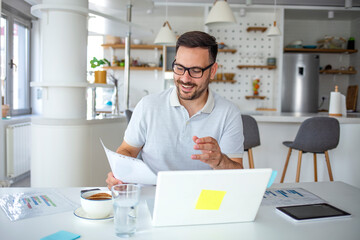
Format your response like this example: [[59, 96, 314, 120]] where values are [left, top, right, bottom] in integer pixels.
[[176, 31, 218, 64]]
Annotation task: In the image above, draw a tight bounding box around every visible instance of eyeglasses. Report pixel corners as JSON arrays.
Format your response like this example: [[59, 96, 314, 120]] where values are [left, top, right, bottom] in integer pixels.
[[172, 60, 214, 78]]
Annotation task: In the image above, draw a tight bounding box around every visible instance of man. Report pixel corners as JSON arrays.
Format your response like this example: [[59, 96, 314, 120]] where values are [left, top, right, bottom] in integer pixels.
[[106, 31, 244, 189]]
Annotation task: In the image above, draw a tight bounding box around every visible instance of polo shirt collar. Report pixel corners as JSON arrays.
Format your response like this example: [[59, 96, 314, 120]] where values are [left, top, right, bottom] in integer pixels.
[[169, 87, 215, 113]]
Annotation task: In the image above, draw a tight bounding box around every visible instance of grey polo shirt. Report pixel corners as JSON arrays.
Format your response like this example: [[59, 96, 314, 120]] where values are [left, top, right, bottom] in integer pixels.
[[124, 87, 244, 174]]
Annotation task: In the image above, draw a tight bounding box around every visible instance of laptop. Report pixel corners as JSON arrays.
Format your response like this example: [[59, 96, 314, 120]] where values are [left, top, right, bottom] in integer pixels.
[[148, 168, 272, 227]]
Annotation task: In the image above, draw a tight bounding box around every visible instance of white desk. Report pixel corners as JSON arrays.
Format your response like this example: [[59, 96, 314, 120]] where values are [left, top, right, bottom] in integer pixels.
[[1, 182, 359, 240]]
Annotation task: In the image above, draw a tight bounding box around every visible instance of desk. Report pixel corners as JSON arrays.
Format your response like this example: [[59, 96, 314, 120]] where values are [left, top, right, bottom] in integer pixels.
[[1, 182, 359, 240]]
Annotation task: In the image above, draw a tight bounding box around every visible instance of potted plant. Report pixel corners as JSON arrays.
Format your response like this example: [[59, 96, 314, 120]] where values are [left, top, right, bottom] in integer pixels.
[[90, 57, 110, 84]]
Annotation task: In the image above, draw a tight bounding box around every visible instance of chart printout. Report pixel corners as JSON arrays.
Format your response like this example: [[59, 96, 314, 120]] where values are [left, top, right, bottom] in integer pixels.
[[0, 190, 77, 221], [261, 188, 326, 206]]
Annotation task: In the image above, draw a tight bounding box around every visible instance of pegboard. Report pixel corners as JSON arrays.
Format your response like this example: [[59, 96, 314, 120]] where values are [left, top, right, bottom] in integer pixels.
[[208, 11, 279, 111]]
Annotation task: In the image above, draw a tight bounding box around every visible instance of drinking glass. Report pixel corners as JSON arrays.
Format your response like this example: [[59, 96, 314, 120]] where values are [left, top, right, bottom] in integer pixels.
[[111, 184, 141, 238]]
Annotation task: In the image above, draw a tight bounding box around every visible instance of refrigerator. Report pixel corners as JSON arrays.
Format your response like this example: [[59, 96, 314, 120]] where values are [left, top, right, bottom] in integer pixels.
[[281, 53, 320, 113]]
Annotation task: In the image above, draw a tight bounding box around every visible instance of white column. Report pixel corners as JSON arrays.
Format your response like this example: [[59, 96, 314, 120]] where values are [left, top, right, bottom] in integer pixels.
[[31, 0, 90, 187]]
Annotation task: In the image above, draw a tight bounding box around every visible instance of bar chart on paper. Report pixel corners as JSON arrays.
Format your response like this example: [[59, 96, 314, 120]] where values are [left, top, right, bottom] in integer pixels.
[[261, 188, 326, 206], [0, 191, 77, 221]]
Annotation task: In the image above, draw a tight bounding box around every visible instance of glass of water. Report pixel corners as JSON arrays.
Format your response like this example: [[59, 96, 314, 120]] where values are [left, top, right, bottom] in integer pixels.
[[111, 184, 141, 238]]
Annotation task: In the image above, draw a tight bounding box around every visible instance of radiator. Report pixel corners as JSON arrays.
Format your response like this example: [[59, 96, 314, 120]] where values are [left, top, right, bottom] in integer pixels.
[[6, 122, 31, 178]]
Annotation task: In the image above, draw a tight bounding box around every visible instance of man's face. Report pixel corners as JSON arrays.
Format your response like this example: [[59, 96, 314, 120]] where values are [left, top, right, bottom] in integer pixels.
[[173, 46, 217, 101]]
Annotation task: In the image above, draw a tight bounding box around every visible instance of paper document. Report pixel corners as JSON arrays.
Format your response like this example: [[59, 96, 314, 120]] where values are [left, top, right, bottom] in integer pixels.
[[100, 139, 157, 185], [261, 188, 326, 206], [0, 190, 78, 221]]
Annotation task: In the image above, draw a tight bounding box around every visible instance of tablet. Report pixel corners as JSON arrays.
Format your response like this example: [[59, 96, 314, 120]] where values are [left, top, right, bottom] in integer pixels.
[[276, 203, 351, 222]]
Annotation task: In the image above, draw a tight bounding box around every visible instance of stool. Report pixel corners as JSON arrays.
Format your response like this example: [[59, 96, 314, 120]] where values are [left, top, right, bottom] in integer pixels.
[[242, 115, 261, 169], [280, 117, 340, 183]]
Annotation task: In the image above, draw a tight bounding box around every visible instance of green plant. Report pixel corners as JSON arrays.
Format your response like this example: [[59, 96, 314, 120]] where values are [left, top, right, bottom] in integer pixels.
[[90, 57, 110, 69]]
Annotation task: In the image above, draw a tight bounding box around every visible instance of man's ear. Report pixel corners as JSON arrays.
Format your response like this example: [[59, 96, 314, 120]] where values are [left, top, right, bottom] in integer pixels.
[[210, 62, 218, 80]]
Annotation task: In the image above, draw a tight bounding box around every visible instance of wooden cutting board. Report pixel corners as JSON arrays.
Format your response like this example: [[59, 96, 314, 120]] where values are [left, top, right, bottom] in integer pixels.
[[346, 85, 358, 111]]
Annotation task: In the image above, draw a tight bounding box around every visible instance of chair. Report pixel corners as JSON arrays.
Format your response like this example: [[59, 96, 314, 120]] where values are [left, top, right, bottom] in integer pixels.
[[280, 117, 340, 183], [125, 109, 132, 124], [241, 115, 261, 169]]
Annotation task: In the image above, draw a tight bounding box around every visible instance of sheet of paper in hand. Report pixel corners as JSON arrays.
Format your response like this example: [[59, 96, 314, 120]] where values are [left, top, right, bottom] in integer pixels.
[[100, 139, 157, 185]]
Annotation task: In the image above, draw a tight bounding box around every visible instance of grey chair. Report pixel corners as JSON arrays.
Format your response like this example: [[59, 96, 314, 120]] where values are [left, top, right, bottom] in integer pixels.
[[125, 109, 132, 124], [280, 117, 340, 183], [241, 115, 261, 169]]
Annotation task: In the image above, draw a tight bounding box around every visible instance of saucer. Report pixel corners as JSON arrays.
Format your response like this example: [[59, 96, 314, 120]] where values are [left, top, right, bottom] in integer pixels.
[[73, 207, 114, 220]]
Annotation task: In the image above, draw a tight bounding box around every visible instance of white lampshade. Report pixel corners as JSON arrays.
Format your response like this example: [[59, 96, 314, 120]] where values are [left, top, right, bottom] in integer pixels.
[[267, 21, 281, 36], [154, 21, 177, 45], [205, 0, 236, 27]]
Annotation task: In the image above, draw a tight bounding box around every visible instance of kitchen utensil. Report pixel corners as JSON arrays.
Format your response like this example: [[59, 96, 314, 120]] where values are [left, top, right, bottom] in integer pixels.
[[224, 73, 235, 80]]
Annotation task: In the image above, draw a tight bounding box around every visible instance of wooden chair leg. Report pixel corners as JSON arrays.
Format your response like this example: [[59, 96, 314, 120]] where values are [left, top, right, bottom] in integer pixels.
[[248, 148, 255, 169], [281, 148, 292, 183], [296, 151, 303, 182], [324, 151, 334, 181], [313, 153, 318, 182]]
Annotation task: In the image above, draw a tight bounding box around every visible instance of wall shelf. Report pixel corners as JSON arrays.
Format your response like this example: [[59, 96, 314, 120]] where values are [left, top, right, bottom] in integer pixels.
[[237, 65, 276, 69], [245, 95, 266, 100], [210, 80, 236, 84], [101, 44, 163, 50], [320, 69, 357, 75], [247, 27, 267, 32], [284, 48, 358, 54], [218, 49, 237, 53], [103, 66, 162, 71]]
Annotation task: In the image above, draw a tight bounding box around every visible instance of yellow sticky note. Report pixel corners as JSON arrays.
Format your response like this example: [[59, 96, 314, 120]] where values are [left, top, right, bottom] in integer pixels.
[[195, 190, 226, 210]]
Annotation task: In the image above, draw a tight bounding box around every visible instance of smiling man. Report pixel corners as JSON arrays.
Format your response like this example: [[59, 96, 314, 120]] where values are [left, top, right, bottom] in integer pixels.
[[106, 31, 244, 189]]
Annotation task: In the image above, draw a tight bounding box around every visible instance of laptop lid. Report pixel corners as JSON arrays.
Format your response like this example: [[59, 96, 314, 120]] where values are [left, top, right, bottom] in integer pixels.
[[150, 168, 272, 227]]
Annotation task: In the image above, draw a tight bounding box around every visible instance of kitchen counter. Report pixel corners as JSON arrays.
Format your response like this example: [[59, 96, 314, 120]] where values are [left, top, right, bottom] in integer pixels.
[[245, 111, 360, 124], [243, 112, 360, 188]]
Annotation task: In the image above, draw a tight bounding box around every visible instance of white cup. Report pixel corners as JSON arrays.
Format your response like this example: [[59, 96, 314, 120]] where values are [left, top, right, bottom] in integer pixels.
[[80, 190, 113, 218]]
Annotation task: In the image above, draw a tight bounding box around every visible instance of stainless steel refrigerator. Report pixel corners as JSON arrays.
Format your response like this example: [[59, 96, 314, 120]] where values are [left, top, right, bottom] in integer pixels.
[[281, 53, 320, 113]]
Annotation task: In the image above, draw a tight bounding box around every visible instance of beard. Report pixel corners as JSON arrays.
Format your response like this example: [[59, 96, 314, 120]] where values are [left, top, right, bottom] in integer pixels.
[[175, 74, 210, 101]]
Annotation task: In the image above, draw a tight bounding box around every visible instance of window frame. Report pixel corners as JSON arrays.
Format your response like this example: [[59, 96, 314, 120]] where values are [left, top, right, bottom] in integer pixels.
[[1, 8, 32, 116]]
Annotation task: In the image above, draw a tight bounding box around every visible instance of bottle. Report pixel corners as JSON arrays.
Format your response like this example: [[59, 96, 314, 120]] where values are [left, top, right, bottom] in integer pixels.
[[159, 54, 163, 67], [347, 37, 355, 50]]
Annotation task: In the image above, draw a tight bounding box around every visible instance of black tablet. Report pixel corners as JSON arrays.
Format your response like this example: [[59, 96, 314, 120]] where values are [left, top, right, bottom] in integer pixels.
[[276, 203, 351, 222]]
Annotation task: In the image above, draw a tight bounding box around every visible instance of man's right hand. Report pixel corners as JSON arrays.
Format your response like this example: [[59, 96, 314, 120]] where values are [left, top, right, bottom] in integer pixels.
[[106, 172, 123, 190]]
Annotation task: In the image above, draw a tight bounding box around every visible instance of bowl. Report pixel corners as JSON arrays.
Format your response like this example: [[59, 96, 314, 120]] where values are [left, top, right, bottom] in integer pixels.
[[224, 73, 235, 80], [80, 190, 113, 218]]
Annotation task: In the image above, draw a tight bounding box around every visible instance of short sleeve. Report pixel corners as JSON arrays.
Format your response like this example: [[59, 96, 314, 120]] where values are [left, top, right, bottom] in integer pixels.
[[124, 98, 147, 148], [219, 111, 244, 158]]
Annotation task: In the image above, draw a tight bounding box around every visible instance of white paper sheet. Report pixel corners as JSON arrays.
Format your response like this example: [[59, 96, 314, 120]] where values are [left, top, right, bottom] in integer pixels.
[[100, 139, 157, 185]]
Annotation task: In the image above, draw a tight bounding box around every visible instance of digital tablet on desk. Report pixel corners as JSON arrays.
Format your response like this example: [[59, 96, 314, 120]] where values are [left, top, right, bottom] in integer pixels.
[[276, 203, 351, 222]]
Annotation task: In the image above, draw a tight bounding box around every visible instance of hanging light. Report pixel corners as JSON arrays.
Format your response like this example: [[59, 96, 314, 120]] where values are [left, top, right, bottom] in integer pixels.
[[267, 0, 281, 37], [205, 0, 236, 27], [154, 0, 176, 45]]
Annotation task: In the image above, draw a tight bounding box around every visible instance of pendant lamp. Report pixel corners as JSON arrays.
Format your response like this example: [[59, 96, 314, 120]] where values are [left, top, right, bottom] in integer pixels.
[[154, 0, 176, 45], [267, 0, 281, 37], [205, 0, 236, 27]]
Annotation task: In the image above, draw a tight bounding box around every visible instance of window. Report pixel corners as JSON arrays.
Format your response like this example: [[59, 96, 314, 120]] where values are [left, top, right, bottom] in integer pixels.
[[1, 8, 31, 116]]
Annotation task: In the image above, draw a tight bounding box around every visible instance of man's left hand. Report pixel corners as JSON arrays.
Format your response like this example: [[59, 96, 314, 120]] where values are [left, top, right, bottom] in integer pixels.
[[191, 136, 225, 169]]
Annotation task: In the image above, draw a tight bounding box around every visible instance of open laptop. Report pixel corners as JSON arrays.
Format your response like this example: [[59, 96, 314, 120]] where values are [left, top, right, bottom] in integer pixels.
[[148, 168, 272, 227]]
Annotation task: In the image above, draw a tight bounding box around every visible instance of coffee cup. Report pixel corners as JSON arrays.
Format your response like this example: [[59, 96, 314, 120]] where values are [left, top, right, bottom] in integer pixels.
[[80, 190, 113, 218]]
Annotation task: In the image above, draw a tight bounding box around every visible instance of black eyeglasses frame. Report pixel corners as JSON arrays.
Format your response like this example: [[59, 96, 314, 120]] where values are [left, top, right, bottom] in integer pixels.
[[172, 60, 215, 78]]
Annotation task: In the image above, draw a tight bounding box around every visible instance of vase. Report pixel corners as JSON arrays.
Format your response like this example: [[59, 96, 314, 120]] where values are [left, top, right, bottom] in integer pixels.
[[112, 86, 120, 115]]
